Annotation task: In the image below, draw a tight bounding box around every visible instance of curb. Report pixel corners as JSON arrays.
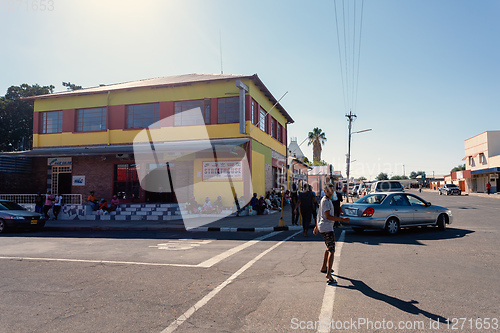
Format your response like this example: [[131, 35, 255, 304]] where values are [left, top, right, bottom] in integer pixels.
[[43, 225, 303, 233]]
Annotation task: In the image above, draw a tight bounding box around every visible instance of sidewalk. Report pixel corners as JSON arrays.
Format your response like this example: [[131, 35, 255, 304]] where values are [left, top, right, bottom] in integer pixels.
[[44, 206, 303, 233]]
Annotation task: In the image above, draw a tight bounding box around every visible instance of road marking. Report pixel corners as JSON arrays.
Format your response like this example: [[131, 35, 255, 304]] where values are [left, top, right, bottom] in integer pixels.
[[197, 231, 282, 268], [149, 239, 215, 251], [317, 230, 346, 333], [0, 256, 197, 267], [160, 231, 302, 333], [0, 232, 283, 268]]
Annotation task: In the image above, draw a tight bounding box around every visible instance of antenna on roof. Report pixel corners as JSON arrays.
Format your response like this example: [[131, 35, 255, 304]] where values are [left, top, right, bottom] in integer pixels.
[[219, 29, 223, 74]]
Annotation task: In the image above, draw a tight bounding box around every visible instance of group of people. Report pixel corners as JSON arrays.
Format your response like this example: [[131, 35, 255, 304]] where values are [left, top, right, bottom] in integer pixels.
[[185, 196, 224, 214], [291, 183, 344, 237], [35, 191, 63, 220], [87, 191, 120, 215]]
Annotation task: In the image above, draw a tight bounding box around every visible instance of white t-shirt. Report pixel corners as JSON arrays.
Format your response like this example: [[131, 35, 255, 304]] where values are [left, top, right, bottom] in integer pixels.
[[54, 195, 63, 206], [317, 196, 335, 233]]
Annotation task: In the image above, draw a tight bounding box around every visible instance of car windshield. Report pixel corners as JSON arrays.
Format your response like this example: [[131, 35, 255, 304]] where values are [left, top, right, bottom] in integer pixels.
[[355, 194, 386, 204], [447, 184, 458, 188], [0, 201, 26, 211]]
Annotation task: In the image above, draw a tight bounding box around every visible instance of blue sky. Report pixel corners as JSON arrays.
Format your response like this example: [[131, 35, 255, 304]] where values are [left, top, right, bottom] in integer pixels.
[[1, 0, 499, 180]]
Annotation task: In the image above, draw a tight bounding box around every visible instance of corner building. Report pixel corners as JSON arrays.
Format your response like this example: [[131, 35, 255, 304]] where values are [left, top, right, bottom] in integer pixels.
[[25, 74, 293, 207]]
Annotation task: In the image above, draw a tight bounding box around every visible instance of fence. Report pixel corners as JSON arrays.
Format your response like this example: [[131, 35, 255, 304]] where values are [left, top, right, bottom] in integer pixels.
[[0, 194, 82, 205]]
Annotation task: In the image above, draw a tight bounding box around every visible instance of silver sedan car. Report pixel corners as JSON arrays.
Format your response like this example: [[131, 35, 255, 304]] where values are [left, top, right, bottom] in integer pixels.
[[340, 192, 453, 235]]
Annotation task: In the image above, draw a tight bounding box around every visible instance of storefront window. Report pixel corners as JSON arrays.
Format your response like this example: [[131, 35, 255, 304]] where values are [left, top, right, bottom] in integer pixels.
[[113, 164, 140, 200], [76, 107, 106, 132], [174, 99, 211, 126], [126, 103, 160, 129], [40, 111, 63, 133]]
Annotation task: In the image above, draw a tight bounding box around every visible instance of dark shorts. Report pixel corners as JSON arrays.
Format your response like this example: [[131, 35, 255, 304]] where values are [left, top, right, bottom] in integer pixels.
[[321, 231, 335, 253]]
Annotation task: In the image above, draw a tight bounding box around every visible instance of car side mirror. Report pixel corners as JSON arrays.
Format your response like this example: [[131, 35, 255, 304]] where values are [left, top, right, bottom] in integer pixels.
[[425, 202, 431, 207]]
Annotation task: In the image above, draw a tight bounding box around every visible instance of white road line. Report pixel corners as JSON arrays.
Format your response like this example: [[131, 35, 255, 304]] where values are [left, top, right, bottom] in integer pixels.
[[160, 231, 302, 333], [317, 230, 346, 333], [0, 231, 283, 268], [0, 256, 197, 267], [197, 231, 282, 268]]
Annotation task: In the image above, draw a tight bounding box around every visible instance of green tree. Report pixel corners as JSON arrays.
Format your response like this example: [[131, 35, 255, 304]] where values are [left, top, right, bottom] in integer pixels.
[[62, 82, 82, 91], [312, 160, 328, 166], [450, 164, 466, 173], [0, 83, 54, 151], [376, 172, 389, 181], [391, 175, 409, 180], [358, 176, 367, 181], [409, 171, 425, 179], [307, 127, 327, 162]]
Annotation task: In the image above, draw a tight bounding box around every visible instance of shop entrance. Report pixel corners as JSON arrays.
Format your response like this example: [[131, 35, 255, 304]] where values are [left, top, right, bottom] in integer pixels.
[[52, 166, 72, 195]]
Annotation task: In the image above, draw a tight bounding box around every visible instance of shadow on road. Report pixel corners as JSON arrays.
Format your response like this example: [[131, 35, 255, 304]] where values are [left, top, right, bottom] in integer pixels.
[[343, 227, 474, 246], [336, 274, 449, 323]]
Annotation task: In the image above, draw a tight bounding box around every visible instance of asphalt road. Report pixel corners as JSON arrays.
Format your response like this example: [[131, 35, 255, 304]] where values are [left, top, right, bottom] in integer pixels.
[[0, 190, 498, 332]]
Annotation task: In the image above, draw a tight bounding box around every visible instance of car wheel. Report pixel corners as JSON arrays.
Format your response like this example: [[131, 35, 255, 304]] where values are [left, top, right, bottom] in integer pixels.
[[0, 219, 6, 233], [437, 214, 447, 231], [439, 191, 442, 195], [352, 227, 364, 233], [385, 218, 400, 235]]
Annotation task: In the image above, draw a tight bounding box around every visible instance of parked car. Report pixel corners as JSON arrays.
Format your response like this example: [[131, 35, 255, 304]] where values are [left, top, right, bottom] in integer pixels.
[[340, 192, 453, 235], [438, 184, 461, 196], [350, 185, 360, 196], [369, 180, 405, 193], [0, 200, 46, 233]]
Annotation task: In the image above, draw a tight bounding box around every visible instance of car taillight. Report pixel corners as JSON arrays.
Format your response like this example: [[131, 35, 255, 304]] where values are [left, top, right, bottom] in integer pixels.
[[362, 207, 374, 217]]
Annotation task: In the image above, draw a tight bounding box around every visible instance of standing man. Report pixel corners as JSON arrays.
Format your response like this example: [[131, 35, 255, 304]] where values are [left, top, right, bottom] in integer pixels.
[[34, 192, 44, 214], [290, 184, 299, 225], [331, 184, 343, 228], [294, 184, 317, 237], [313, 184, 350, 284], [52, 193, 63, 220], [486, 182, 491, 195]]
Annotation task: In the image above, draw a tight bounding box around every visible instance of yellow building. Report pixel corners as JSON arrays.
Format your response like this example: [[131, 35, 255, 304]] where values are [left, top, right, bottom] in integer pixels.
[[22, 74, 293, 207]]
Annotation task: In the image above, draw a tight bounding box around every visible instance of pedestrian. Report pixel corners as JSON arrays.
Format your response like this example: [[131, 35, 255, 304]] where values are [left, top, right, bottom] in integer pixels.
[[294, 183, 317, 237], [486, 182, 491, 195], [309, 185, 318, 224], [291, 184, 299, 225], [87, 191, 98, 211], [419, 184, 422, 193], [43, 190, 55, 220], [34, 192, 44, 214], [313, 183, 350, 284], [331, 184, 343, 228], [52, 193, 63, 220]]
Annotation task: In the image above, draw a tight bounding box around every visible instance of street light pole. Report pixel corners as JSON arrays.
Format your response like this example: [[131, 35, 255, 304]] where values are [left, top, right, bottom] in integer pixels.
[[346, 111, 356, 202]]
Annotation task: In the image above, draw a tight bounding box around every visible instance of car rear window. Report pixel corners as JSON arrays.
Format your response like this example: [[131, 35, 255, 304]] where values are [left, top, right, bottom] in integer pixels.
[[377, 181, 403, 191], [355, 194, 386, 204]]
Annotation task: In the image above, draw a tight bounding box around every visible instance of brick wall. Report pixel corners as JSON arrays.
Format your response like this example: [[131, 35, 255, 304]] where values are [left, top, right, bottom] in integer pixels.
[[71, 155, 116, 201]]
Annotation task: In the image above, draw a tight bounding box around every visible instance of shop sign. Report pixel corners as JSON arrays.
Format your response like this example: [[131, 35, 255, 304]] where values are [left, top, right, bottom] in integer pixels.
[[48, 157, 72, 166], [203, 161, 242, 181], [293, 173, 307, 181], [72, 175, 85, 186]]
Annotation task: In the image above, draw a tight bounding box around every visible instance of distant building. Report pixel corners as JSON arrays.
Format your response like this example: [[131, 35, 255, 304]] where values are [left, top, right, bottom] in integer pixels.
[[463, 130, 500, 193], [288, 137, 305, 161]]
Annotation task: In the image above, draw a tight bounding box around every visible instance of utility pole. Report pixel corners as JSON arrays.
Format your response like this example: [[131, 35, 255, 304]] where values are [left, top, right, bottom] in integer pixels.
[[346, 111, 357, 202]]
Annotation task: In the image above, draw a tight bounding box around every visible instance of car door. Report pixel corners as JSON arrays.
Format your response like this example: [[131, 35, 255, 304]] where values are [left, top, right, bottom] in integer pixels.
[[388, 194, 413, 225], [405, 194, 435, 224]]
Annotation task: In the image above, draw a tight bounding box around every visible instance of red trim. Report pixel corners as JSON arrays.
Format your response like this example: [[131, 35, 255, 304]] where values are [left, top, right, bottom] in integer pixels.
[[33, 112, 40, 135], [108, 105, 125, 130], [211, 98, 218, 124], [266, 113, 271, 134], [63, 109, 75, 132], [245, 94, 251, 121], [159, 101, 174, 127]]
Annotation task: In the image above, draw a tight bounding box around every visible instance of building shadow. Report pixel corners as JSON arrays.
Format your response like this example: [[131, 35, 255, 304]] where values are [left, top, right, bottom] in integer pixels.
[[335, 274, 449, 323]]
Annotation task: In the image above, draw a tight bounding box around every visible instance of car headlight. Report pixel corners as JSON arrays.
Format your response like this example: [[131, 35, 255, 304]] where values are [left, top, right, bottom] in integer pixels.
[[8, 216, 25, 220]]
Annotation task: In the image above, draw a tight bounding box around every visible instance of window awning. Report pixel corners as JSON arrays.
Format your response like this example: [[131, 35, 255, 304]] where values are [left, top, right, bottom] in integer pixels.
[[0, 138, 250, 157]]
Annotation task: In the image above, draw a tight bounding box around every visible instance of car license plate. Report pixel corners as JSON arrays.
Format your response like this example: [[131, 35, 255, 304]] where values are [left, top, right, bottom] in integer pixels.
[[345, 208, 358, 216], [31, 219, 37, 224]]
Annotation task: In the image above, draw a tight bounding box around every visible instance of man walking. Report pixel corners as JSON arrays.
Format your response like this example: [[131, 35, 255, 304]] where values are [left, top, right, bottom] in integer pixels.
[[313, 184, 350, 284], [294, 184, 317, 237]]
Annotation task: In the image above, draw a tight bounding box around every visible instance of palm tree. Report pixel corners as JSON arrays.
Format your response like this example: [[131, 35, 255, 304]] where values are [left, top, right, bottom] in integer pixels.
[[307, 127, 327, 162]]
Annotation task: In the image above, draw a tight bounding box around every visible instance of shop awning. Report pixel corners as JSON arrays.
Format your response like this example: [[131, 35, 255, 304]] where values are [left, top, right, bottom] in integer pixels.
[[471, 167, 500, 175], [0, 138, 250, 157]]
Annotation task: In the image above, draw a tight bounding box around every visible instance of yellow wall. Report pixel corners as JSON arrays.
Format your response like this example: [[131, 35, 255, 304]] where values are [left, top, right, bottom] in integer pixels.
[[193, 157, 246, 207], [252, 151, 265, 197]]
